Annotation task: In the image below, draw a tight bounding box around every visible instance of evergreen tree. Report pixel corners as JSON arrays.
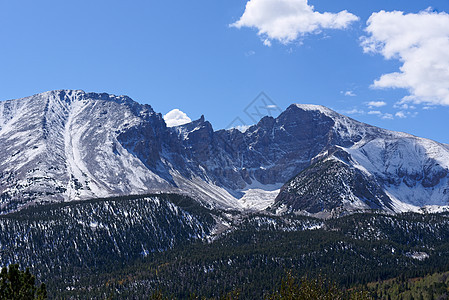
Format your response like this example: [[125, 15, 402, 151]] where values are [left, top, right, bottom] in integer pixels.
[[266, 272, 371, 300], [0, 264, 47, 299]]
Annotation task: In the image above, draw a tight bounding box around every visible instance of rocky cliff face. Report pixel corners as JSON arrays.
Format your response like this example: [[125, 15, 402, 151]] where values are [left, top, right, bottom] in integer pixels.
[[1, 90, 449, 215], [0, 90, 174, 213], [174, 104, 366, 191]]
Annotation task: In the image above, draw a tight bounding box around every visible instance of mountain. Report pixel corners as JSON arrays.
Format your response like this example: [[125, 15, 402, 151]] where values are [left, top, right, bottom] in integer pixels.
[[1, 90, 449, 215], [273, 153, 394, 217], [271, 106, 449, 216]]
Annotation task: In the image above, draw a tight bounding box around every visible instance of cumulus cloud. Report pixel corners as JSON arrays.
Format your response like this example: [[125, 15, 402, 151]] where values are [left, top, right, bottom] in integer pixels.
[[340, 109, 365, 115], [367, 101, 387, 108], [395, 111, 406, 119], [341, 90, 356, 97], [394, 103, 416, 110], [263, 39, 272, 47], [163, 109, 192, 127], [381, 113, 394, 120], [231, 0, 359, 45], [367, 110, 394, 119], [368, 110, 381, 115], [396, 111, 418, 118], [233, 125, 251, 133], [362, 9, 449, 106]]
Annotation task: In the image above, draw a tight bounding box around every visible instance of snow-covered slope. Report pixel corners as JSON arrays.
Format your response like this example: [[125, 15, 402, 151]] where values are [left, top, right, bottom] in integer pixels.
[[0, 91, 175, 212], [274, 105, 449, 214], [347, 135, 449, 210], [1, 91, 449, 215]]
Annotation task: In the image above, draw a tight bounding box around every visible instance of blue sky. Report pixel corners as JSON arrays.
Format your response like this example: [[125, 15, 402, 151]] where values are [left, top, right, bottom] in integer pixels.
[[1, 0, 449, 143]]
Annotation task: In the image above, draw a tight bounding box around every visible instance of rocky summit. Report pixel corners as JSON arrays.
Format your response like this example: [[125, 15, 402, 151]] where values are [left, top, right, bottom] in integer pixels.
[[1, 90, 449, 216]]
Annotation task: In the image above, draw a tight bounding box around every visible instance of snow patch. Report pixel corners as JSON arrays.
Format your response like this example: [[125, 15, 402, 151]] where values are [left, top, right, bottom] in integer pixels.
[[238, 188, 279, 210]]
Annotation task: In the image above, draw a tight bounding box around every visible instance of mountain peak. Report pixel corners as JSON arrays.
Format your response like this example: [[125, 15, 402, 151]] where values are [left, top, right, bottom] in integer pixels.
[[289, 104, 355, 123], [34, 89, 85, 101], [292, 103, 334, 114], [1, 91, 449, 215], [36, 90, 154, 116], [26, 90, 136, 105]]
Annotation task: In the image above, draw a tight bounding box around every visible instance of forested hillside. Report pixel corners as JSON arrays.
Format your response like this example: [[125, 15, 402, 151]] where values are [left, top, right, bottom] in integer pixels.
[[2, 195, 446, 299]]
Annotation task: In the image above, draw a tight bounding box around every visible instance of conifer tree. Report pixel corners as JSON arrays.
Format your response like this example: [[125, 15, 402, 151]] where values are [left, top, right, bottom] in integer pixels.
[[0, 264, 47, 299]]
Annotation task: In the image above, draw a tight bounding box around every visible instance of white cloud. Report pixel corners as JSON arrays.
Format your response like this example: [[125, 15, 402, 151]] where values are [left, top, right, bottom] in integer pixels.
[[342, 90, 356, 97], [395, 111, 406, 119], [368, 110, 382, 115], [396, 111, 419, 118], [263, 39, 272, 47], [381, 113, 394, 120], [367, 101, 387, 108], [163, 109, 192, 127], [340, 109, 365, 115], [394, 103, 416, 110], [367, 110, 394, 119], [245, 50, 256, 56], [231, 0, 359, 45], [362, 9, 449, 106], [233, 125, 251, 133]]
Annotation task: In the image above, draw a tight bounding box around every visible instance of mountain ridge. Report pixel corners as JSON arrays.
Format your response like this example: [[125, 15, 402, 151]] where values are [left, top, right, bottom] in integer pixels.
[[1, 90, 449, 216]]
